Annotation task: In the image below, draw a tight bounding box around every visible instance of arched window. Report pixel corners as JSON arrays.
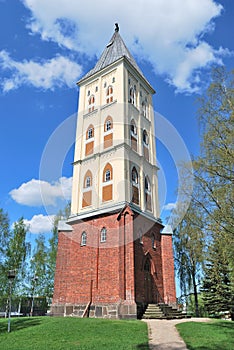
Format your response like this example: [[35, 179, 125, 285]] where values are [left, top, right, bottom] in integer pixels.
[[104, 115, 113, 132], [86, 125, 94, 140], [105, 170, 111, 182], [131, 167, 139, 205], [103, 163, 113, 182], [143, 130, 149, 146], [145, 176, 150, 192], [81, 232, 87, 246], [132, 167, 138, 185], [129, 86, 136, 105], [82, 171, 92, 207], [88, 95, 95, 112], [130, 119, 137, 136], [105, 119, 112, 131], [106, 85, 113, 104], [85, 177, 91, 188], [142, 101, 147, 118], [143, 130, 149, 161], [85, 125, 94, 156], [104, 116, 113, 149], [145, 176, 152, 211], [83, 170, 92, 188], [130, 119, 137, 151], [100, 227, 107, 242], [102, 163, 113, 202]]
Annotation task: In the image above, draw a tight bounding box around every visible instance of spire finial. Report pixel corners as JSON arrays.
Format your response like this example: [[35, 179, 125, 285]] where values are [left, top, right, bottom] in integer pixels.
[[115, 23, 119, 32]]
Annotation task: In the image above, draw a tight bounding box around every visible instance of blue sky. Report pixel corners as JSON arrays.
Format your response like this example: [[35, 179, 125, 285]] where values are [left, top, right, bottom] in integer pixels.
[[0, 0, 233, 239]]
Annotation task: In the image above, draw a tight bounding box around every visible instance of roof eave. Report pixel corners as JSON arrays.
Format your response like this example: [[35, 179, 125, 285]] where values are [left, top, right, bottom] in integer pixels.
[[77, 56, 155, 94]]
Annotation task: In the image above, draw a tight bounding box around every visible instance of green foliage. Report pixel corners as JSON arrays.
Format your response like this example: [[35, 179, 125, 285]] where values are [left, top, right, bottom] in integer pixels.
[[0, 208, 10, 263], [46, 202, 71, 297], [0, 208, 11, 294], [29, 234, 49, 297], [173, 67, 234, 317], [6, 218, 30, 290], [0, 216, 30, 296], [0, 317, 148, 350], [202, 234, 234, 316], [26, 202, 71, 299], [194, 67, 234, 275], [185, 293, 209, 317], [176, 320, 234, 350], [173, 198, 205, 316], [193, 67, 234, 314]]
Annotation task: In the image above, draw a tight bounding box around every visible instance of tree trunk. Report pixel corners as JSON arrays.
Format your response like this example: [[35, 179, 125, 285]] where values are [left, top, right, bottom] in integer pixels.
[[192, 270, 199, 317]]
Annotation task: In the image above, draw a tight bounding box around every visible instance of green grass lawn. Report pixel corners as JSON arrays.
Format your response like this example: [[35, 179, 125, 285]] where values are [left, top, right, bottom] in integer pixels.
[[0, 316, 149, 350], [176, 320, 234, 350]]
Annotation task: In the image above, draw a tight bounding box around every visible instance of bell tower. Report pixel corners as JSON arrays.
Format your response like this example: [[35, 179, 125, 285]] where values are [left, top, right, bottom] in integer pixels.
[[52, 25, 176, 319], [70, 23, 159, 219]]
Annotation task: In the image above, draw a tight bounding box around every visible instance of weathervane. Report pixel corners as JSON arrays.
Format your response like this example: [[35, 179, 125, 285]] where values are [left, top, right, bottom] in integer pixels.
[[115, 23, 119, 32]]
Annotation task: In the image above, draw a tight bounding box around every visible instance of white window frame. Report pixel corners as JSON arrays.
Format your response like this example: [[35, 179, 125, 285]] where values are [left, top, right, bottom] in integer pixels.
[[100, 227, 107, 243], [81, 232, 87, 246]]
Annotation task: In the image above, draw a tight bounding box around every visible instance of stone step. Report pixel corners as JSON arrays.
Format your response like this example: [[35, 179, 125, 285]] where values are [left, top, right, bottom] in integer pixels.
[[142, 304, 164, 319], [142, 303, 190, 320]]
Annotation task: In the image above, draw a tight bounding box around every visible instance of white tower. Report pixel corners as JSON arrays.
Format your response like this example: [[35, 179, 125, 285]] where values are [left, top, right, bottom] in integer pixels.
[[70, 24, 159, 221]]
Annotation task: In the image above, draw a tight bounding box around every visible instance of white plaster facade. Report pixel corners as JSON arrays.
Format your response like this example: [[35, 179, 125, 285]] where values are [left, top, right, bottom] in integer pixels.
[[70, 31, 159, 221]]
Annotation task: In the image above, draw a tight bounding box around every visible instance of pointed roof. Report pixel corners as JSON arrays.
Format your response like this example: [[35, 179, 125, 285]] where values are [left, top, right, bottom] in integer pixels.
[[78, 24, 146, 85]]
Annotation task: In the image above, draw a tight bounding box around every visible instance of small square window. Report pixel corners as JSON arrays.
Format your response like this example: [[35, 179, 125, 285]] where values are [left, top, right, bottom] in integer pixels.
[[87, 90, 90, 96], [100, 228, 107, 242], [104, 82, 107, 88], [112, 77, 115, 83], [95, 86, 98, 92], [81, 232, 87, 246]]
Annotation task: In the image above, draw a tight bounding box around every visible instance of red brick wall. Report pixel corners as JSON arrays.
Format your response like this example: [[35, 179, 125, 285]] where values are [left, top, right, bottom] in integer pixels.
[[133, 214, 164, 304], [161, 234, 177, 305], [52, 207, 177, 314], [53, 212, 125, 305]]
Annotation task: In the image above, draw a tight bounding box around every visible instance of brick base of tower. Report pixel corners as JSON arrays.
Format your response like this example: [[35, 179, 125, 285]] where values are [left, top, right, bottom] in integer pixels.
[[51, 205, 177, 319]]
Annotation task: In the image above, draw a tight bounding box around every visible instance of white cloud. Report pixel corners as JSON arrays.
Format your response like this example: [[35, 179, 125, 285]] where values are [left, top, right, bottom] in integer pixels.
[[163, 202, 177, 211], [0, 50, 82, 92], [20, 0, 231, 93], [10, 177, 72, 206], [24, 214, 55, 234]]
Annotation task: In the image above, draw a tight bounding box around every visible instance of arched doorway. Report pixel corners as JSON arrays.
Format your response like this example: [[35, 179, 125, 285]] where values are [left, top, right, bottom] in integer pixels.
[[144, 258, 153, 303]]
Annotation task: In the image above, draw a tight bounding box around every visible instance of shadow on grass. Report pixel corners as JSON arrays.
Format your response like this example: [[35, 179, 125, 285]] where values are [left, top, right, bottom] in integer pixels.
[[0, 317, 42, 333], [210, 320, 234, 329], [136, 343, 149, 349]]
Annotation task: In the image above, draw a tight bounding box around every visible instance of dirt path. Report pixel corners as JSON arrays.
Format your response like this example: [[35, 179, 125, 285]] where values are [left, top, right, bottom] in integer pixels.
[[143, 318, 211, 350]]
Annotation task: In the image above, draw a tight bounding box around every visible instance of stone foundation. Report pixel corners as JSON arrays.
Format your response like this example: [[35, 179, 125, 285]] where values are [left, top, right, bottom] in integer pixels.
[[50, 302, 137, 319]]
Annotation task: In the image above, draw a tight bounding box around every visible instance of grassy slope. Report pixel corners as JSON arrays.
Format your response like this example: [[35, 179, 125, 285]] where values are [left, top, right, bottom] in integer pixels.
[[176, 320, 234, 350], [0, 317, 149, 350]]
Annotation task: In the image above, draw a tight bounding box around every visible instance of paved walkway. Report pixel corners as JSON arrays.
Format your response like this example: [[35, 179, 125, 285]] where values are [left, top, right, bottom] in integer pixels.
[[143, 318, 211, 350]]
